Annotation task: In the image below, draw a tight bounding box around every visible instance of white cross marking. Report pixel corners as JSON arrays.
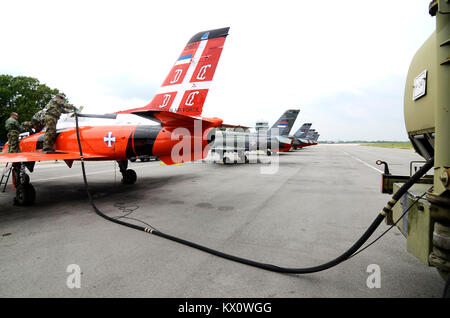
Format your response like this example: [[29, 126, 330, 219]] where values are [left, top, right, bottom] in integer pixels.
[[104, 132, 116, 147], [168, 39, 209, 113]]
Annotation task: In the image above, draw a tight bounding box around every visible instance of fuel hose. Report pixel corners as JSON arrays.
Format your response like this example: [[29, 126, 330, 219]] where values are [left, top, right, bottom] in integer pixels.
[[74, 113, 434, 274]]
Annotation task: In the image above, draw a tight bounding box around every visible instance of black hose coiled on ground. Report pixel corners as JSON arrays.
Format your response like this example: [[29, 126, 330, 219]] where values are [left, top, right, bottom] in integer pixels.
[[74, 113, 434, 274]]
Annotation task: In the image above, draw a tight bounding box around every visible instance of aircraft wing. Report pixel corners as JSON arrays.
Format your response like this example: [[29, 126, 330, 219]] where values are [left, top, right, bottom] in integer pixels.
[[221, 124, 250, 130], [0, 151, 107, 164], [297, 138, 309, 143]]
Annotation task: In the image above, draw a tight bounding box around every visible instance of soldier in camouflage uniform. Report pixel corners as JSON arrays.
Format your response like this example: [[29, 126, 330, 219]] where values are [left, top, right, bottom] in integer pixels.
[[22, 106, 51, 134], [31, 108, 47, 132], [42, 94, 78, 152], [4, 112, 24, 153]]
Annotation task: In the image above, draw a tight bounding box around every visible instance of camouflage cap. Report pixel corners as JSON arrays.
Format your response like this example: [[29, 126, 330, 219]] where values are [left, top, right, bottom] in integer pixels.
[[55, 93, 66, 99]]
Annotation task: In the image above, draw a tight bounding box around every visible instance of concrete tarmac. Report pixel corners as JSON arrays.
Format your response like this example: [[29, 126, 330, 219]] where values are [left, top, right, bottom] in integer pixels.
[[0, 144, 443, 297]]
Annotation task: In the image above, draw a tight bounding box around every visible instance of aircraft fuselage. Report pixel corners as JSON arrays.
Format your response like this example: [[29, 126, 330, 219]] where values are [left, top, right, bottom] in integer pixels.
[[5, 124, 215, 165]]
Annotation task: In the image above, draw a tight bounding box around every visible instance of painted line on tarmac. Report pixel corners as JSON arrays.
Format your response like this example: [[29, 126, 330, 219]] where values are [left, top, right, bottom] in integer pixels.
[[342, 151, 383, 173]]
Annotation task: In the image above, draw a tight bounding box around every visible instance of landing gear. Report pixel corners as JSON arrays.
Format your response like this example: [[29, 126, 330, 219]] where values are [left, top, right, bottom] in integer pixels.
[[12, 163, 36, 206], [237, 151, 249, 164], [20, 173, 30, 185], [14, 184, 36, 206], [218, 152, 250, 165], [118, 160, 137, 184], [223, 156, 231, 165], [121, 169, 137, 184]]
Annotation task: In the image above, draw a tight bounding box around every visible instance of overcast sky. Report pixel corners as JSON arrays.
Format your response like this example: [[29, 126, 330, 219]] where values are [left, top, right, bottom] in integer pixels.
[[0, 0, 435, 140]]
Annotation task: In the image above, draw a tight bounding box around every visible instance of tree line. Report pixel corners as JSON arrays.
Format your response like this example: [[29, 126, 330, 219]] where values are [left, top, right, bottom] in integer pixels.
[[0, 74, 62, 143]]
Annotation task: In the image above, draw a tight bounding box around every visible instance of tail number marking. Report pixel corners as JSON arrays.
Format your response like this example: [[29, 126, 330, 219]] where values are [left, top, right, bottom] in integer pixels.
[[170, 69, 183, 84], [159, 94, 172, 108], [196, 64, 211, 80], [185, 91, 199, 106]]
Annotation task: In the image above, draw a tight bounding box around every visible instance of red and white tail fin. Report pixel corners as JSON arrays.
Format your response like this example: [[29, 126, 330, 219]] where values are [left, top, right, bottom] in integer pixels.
[[118, 27, 229, 118]]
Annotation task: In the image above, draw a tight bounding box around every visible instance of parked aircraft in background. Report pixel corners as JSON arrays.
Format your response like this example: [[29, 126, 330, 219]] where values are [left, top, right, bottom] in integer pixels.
[[211, 109, 299, 163]]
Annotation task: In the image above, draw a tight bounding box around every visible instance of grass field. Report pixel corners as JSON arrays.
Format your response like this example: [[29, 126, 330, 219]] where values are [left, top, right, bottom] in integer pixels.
[[361, 142, 413, 149]]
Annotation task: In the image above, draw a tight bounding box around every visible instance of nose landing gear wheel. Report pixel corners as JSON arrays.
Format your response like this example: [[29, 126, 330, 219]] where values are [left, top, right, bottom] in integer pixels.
[[121, 169, 137, 184]]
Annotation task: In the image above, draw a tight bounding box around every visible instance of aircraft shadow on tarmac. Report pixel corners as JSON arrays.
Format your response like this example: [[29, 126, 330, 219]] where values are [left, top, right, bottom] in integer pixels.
[[0, 174, 197, 217]]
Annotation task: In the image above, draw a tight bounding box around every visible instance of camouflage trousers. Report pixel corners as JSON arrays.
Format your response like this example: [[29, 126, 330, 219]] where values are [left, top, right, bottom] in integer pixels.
[[43, 115, 58, 151], [7, 130, 20, 153]]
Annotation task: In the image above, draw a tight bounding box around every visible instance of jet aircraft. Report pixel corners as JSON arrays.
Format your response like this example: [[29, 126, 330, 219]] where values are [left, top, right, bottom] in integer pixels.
[[211, 109, 299, 163], [290, 123, 319, 149], [0, 27, 230, 205]]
